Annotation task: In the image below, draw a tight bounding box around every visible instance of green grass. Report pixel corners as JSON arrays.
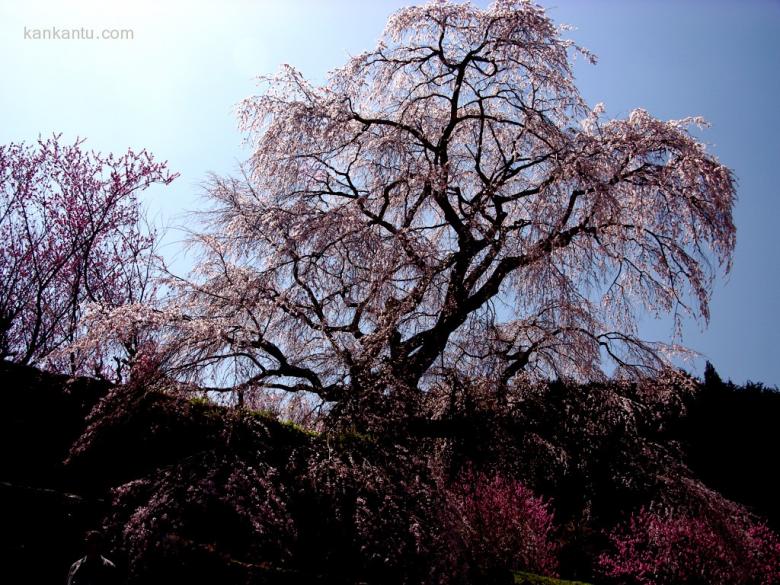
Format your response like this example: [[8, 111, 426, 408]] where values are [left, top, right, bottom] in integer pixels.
[[279, 418, 320, 437], [514, 571, 592, 585]]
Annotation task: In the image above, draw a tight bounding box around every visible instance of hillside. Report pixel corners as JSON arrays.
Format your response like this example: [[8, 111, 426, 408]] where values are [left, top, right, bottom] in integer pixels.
[[1, 362, 778, 584]]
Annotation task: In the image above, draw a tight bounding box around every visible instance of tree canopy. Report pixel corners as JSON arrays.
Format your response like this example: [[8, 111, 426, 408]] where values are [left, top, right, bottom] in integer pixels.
[[88, 0, 735, 410]]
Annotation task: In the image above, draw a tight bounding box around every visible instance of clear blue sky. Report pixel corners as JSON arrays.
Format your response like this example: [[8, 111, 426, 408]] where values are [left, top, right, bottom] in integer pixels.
[[1, 0, 778, 385]]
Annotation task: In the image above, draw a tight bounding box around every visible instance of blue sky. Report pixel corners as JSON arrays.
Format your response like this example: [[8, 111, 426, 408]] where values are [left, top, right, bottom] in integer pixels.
[[1, 0, 778, 385]]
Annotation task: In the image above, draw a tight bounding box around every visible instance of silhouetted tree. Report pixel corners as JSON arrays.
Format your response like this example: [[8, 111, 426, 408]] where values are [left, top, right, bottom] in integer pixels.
[[87, 0, 735, 415]]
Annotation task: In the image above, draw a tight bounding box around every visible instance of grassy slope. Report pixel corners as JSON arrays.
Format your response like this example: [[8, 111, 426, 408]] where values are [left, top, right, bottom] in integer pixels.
[[514, 571, 591, 585]]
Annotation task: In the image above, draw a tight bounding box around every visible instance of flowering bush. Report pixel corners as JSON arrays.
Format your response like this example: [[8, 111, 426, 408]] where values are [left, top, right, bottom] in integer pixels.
[[598, 507, 780, 584], [448, 469, 560, 580], [68, 381, 304, 585]]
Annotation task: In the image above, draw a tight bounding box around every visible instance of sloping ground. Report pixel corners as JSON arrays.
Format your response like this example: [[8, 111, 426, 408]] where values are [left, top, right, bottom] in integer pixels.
[[0, 363, 319, 584], [514, 571, 591, 585], [0, 364, 567, 584], [1, 362, 778, 584]]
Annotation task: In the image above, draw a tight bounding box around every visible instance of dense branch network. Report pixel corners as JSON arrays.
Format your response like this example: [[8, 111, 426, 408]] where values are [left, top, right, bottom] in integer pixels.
[[0, 136, 176, 378], [93, 0, 735, 404]]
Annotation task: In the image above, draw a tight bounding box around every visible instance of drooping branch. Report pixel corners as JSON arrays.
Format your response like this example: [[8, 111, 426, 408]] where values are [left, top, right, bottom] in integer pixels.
[[89, 0, 735, 405]]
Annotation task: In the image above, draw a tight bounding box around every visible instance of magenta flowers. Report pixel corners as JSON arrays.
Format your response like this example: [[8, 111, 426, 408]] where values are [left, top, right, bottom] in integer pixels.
[[0, 135, 175, 377]]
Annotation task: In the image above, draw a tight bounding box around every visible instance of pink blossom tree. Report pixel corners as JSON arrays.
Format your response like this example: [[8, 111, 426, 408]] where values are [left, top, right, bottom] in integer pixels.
[[0, 135, 176, 378], [99, 0, 735, 410]]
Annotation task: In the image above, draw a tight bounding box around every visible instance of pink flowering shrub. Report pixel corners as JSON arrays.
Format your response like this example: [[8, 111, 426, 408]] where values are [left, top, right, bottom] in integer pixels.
[[598, 507, 780, 584], [448, 469, 560, 579]]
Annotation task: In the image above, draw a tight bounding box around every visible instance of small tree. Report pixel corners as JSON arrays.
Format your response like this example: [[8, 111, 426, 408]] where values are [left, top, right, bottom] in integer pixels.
[[0, 135, 175, 377], [103, 1, 735, 411]]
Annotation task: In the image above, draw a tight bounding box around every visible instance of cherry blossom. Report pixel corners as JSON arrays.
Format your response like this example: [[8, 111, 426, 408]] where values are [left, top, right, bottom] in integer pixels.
[[89, 0, 735, 410]]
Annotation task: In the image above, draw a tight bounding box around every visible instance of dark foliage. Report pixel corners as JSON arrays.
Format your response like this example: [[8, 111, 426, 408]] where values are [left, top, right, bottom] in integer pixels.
[[422, 372, 780, 582], [2, 363, 778, 584], [676, 363, 780, 530], [65, 378, 461, 584], [0, 362, 110, 583]]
